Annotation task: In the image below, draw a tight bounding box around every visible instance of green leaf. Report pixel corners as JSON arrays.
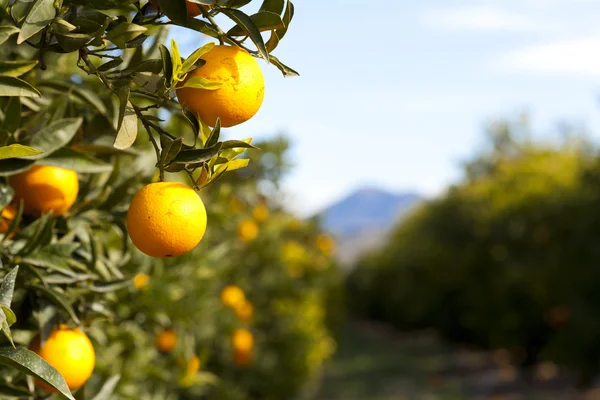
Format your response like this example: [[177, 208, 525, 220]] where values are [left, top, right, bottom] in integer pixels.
[[114, 88, 137, 150], [23, 118, 82, 160], [266, 0, 294, 52], [0, 77, 40, 97], [173, 18, 218, 38], [0, 347, 75, 400], [0, 384, 30, 397], [98, 58, 124, 72], [0, 185, 13, 210], [227, 12, 284, 36], [205, 119, 220, 148], [220, 139, 257, 150], [180, 42, 215, 75], [0, 144, 41, 160], [38, 148, 113, 173], [0, 266, 19, 308], [170, 143, 222, 164], [0, 159, 34, 176], [55, 32, 94, 52], [17, 0, 56, 44], [31, 284, 80, 324], [215, 158, 249, 174], [2, 96, 20, 132], [268, 54, 299, 77], [106, 22, 147, 49], [158, 0, 188, 23], [220, 8, 269, 61], [38, 82, 108, 115], [1, 200, 22, 243], [90, 375, 120, 400], [0, 26, 20, 46], [178, 76, 223, 90], [259, 0, 285, 14], [0, 61, 37, 77], [170, 39, 183, 83], [159, 44, 173, 86], [161, 138, 183, 165]]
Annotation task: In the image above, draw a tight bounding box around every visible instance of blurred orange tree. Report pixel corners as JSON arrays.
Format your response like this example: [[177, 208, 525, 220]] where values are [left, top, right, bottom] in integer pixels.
[[0, 0, 343, 399], [349, 118, 600, 385]]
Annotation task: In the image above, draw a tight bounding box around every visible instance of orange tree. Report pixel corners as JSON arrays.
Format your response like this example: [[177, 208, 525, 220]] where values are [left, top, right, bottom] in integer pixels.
[[0, 0, 305, 399], [90, 137, 343, 399]]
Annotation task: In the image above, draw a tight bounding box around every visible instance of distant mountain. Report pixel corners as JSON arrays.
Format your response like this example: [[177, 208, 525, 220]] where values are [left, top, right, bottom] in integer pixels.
[[317, 188, 422, 267]]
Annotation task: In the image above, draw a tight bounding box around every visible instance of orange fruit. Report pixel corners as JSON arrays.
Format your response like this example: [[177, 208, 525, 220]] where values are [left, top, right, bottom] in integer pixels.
[[127, 182, 207, 258], [232, 328, 253, 352], [238, 219, 258, 242], [9, 165, 78, 217], [186, 355, 201, 376], [252, 204, 269, 223], [221, 285, 246, 309], [176, 45, 265, 127], [315, 233, 336, 256], [156, 329, 177, 353], [0, 205, 17, 237], [31, 325, 95, 391], [235, 301, 254, 324], [133, 273, 150, 289], [149, 0, 204, 17]]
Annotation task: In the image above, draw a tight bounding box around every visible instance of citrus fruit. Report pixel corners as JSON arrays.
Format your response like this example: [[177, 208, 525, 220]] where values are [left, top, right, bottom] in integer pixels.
[[9, 165, 78, 217], [235, 301, 254, 323], [133, 273, 150, 289], [221, 285, 245, 309], [156, 329, 177, 353], [315, 233, 336, 256], [0, 205, 17, 237], [176, 45, 265, 128], [127, 182, 207, 258], [186, 355, 201, 376], [149, 0, 204, 17], [31, 325, 95, 391], [238, 219, 258, 242], [232, 328, 253, 352], [252, 204, 269, 223]]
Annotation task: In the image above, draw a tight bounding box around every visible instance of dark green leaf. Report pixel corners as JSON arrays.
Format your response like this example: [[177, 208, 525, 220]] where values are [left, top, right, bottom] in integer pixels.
[[161, 138, 183, 165], [159, 44, 173, 86], [55, 32, 94, 52], [0, 77, 40, 98], [0, 26, 20, 46], [38, 82, 108, 116], [205, 119, 220, 148], [170, 143, 222, 164], [17, 0, 56, 44], [220, 140, 258, 150], [220, 8, 269, 61], [31, 285, 80, 324], [259, 0, 285, 14], [23, 118, 82, 160], [227, 12, 284, 36], [38, 148, 113, 174], [0, 61, 38, 77], [106, 22, 147, 49], [157, 0, 187, 24], [2, 96, 20, 132], [0, 266, 19, 308], [0, 159, 34, 176], [90, 375, 120, 400], [268, 54, 299, 77], [0, 347, 75, 400]]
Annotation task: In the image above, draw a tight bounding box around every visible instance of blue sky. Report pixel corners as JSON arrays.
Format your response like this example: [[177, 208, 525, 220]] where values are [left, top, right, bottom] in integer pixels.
[[175, 0, 600, 215]]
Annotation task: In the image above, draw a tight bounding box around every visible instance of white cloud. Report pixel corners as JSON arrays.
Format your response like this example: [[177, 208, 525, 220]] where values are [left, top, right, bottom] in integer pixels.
[[421, 5, 550, 32], [492, 35, 600, 76]]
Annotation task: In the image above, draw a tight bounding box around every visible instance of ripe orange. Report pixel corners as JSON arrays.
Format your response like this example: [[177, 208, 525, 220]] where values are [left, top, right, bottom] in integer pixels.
[[232, 328, 253, 352], [0, 205, 17, 236], [149, 0, 204, 17], [127, 182, 207, 258], [133, 273, 150, 289], [186, 355, 201, 376], [221, 285, 246, 309], [9, 165, 78, 217], [156, 329, 177, 353], [252, 204, 269, 223], [31, 325, 95, 391], [238, 219, 258, 242], [176, 45, 265, 127]]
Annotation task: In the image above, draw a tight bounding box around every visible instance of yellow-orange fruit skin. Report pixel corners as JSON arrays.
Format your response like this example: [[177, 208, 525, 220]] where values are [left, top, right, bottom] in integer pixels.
[[9, 165, 78, 217], [176, 45, 265, 128]]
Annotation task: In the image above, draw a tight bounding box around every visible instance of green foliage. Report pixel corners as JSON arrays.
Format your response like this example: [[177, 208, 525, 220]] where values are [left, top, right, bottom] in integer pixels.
[[0, 0, 341, 399], [349, 118, 600, 384]]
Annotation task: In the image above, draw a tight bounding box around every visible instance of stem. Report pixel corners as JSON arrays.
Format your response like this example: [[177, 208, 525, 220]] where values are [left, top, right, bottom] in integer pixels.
[[78, 48, 165, 181], [201, 7, 225, 45], [38, 28, 48, 70]]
